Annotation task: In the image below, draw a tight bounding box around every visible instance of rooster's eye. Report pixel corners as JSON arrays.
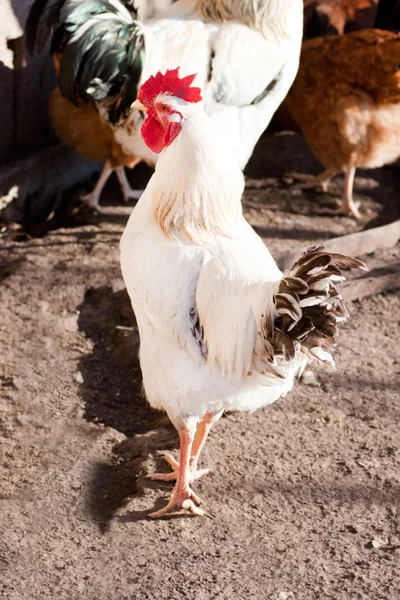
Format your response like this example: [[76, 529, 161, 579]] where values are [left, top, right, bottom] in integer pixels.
[[159, 104, 168, 112]]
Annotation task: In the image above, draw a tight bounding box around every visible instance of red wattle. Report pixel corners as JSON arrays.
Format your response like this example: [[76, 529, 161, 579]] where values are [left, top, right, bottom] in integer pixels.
[[141, 114, 168, 154], [141, 113, 182, 154]]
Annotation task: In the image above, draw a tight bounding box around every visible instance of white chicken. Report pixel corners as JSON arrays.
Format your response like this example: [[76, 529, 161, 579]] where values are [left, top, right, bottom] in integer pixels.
[[28, 0, 303, 211], [120, 69, 367, 518]]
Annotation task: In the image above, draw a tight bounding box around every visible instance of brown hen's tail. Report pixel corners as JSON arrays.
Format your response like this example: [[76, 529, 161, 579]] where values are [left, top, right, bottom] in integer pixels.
[[271, 245, 368, 366]]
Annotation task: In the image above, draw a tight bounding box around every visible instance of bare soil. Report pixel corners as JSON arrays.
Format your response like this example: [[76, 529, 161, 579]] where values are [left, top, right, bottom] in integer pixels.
[[1, 133, 399, 600]]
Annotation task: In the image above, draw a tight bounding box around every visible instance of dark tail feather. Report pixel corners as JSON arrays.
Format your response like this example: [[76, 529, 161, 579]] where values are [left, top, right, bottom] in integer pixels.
[[271, 244, 367, 367], [25, 0, 144, 123], [25, 0, 64, 55]]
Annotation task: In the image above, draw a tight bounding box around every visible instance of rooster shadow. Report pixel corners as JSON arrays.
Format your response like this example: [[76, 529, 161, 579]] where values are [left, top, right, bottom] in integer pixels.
[[77, 284, 180, 530]]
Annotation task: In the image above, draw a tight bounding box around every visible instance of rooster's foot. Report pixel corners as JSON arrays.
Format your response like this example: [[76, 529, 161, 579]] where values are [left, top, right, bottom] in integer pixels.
[[149, 486, 205, 518], [148, 453, 209, 483]]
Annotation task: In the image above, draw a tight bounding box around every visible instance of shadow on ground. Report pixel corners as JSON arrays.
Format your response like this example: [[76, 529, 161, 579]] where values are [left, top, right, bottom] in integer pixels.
[[77, 285, 179, 529], [77, 285, 154, 436], [85, 428, 179, 530]]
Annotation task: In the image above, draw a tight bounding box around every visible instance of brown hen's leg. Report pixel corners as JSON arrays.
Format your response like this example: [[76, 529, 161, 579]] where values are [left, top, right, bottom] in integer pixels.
[[149, 428, 205, 518], [343, 167, 361, 218], [288, 167, 337, 192], [321, 167, 361, 218], [115, 165, 143, 203], [149, 413, 215, 483]]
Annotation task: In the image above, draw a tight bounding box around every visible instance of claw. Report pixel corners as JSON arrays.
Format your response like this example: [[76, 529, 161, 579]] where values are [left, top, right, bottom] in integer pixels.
[[147, 423, 215, 519], [320, 202, 362, 219], [121, 188, 143, 203], [287, 169, 337, 193], [149, 488, 205, 518], [80, 193, 114, 215], [147, 453, 210, 483]]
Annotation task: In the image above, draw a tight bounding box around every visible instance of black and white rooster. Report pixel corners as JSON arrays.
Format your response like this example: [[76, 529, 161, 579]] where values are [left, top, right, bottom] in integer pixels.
[[27, 0, 303, 211]]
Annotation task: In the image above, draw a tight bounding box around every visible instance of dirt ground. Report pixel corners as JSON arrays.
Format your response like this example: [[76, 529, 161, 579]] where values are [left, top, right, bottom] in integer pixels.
[[1, 132, 399, 600]]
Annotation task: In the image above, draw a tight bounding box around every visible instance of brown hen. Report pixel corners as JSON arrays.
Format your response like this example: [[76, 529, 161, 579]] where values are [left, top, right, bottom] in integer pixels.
[[282, 29, 400, 218], [303, 0, 378, 38], [48, 86, 142, 211], [46, 49, 143, 212]]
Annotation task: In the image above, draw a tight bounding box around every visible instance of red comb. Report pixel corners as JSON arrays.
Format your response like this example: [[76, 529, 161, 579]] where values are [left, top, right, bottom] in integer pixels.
[[138, 68, 202, 105]]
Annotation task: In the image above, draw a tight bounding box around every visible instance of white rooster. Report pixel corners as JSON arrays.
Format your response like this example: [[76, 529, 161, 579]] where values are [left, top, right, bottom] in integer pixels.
[[120, 69, 367, 518], [28, 0, 303, 211]]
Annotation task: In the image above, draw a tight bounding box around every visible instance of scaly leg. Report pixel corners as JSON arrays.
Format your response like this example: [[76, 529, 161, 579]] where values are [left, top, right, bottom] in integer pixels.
[[288, 168, 338, 193], [343, 167, 361, 218], [189, 413, 215, 475], [149, 412, 218, 483], [149, 428, 205, 518], [81, 161, 113, 213], [320, 167, 361, 218], [115, 166, 143, 203]]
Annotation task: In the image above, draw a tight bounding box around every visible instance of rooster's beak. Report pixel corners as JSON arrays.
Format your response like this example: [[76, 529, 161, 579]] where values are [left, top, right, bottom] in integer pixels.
[[131, 99, 147, 112]]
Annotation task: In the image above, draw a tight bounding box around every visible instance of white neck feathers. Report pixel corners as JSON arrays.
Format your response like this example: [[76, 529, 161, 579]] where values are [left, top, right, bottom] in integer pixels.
[[151, 109, 244, 244]]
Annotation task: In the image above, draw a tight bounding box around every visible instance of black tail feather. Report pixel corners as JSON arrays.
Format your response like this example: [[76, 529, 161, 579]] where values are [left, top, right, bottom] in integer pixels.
[[25, 0, 144, 123]]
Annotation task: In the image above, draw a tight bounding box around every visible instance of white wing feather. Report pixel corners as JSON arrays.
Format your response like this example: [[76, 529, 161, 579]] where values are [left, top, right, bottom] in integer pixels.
[[121, 192, 282, 377], [196, 227, 281, 378]]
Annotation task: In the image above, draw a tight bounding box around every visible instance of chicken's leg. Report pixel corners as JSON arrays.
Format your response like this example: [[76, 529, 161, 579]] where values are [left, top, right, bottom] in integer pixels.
[[342, 167, 361, 218], [115, 166, 143, 203], [189, 412, 215, 476], [81, 161, 113, 213], [287, 168, 337, 192], [149, 428, 205, 518], [149, 412, 218, 483], [319, 167, 361, 218]]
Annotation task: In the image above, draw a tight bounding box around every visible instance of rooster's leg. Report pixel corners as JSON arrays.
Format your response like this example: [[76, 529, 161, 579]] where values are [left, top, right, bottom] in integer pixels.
[[149, 412, 218, 483], [189, 412, 216, 476], [149, 428, 205, 518], [116, 166, 143, 203], [81, 161, 113, 213], [287, 168, 337, 192]]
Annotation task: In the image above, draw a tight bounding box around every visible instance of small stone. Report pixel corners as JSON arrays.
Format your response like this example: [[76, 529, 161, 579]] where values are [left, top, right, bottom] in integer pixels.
[[300, 370, 320, 387], [276, 544, 287, 553], [12, 378, 23, 391], [16, 414, 29, 426], [74, 371, 84, 384], [371, 537, 389, 549], [55, 561, 66, 570], [71, 480, 82, 491]]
